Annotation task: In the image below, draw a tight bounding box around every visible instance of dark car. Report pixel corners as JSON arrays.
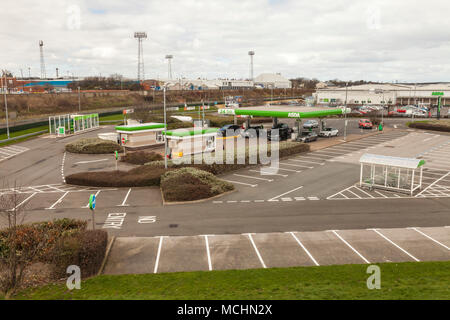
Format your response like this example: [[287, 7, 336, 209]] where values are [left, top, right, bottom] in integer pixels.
[[241, 125, 265, 138], [298, 131, 318, 143], [267, 123, 292, 141], [217, 124, 243, 137]]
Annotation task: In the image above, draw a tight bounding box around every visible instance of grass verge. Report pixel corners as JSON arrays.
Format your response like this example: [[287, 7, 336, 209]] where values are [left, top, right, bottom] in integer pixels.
[[11, 261, 450, 300], [0, 125, 48, 147]]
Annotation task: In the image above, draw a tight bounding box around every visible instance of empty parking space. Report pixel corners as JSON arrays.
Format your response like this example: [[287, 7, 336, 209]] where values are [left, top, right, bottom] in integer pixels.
[[374, 228, 450, 261], [251, 233, 316, 267], [413, 227, 450, 249], [125, 187, 162, 207], [157, 236, 209, 273], [293, 231, 367, 265], [208, 234, 263, 270], [336, 229, 415, 263], [96, 189, 130, 207], [27, 192, 67, 210], [104, 237, 160, 275]]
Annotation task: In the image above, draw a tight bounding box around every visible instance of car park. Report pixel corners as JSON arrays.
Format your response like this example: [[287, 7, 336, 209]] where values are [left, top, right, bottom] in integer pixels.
[[303, 120, 319, 129], [267, 123, 292, 141], [298, 131, 318, 142], [217, 124, 243, 137], [319, 127, 339, 137], [241, 124, 265, 138], [358, 119, 373, 129]]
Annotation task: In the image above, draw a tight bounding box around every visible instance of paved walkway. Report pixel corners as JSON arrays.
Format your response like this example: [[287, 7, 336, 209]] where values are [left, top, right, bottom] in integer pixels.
[[103, 226, 450, 274]]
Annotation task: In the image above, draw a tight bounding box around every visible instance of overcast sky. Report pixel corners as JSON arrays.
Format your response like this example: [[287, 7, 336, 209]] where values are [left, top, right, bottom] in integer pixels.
[[1, 0, 450, 82]]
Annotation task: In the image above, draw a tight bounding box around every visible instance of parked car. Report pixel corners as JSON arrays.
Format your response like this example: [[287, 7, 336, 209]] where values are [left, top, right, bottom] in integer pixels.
[[298, 131, 318, 143], [303, 120, 319, 129], [217, 124, 243, 137], [241, 125, 265, 138], [319, 127, 339, 137], [267, 123, 292, 141], [358, 119, 373, 129]]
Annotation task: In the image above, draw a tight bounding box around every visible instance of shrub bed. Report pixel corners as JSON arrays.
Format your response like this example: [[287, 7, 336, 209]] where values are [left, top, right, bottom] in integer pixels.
[[65, 166, 167, 187], [0, 218, 107, 293], [121, 151, 163, 165], [408, 121, 450, 132], [161, 167, 234, 202], [65, 138, 121, 154]]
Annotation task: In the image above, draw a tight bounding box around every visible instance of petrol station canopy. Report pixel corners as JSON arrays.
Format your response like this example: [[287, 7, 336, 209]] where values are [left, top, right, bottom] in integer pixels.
[[218, 107, 351, 119]]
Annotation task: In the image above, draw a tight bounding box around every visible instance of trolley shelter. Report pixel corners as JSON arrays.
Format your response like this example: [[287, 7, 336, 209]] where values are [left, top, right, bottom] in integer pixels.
[[49, 113, 99, 136], [359, 153, 426, 195]]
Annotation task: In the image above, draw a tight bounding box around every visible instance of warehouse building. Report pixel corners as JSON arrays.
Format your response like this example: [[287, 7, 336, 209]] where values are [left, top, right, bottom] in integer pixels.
[[314, 83, 450, 106]]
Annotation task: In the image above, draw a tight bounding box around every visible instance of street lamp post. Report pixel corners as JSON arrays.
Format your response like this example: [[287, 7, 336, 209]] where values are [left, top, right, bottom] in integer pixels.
[[78, 86, 81, 111], [163, 86, 168, 169], [2, 72, 10, 139], [344, 82, 348, 142]]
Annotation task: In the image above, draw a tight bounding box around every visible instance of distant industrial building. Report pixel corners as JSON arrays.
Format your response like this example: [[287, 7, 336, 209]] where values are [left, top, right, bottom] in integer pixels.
[[314, 83, 450, 106], [162, 73, 292, 91]]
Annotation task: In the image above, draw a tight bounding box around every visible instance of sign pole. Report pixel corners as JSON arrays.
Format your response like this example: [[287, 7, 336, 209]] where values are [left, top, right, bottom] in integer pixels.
[[88, 194, 96, 230]]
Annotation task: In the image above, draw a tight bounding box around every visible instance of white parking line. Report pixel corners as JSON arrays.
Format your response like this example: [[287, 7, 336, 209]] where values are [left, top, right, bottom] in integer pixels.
[[264, 167, 301, 173], [203, 235, 213, 271], [280, 162, 313, 169], [370, 229, 420, 262], [223, 180, 257, 187], [409, 228, 449, 251], [354, 187, 375, 198], [416, 171, 450, 197], [233, 174, 273, 182], [249, 170, 288, 177], [154, 236, 164, 274], [245, 233, 267, 269], [288, 232, 319, 266], [8, 192, 37, 211], [117, 188, 131, 207], [289, 159, 323, 165], [46, 191, 69, 210], [331, 230, 370, 264], [268, 186, 303, 201], [74, 158, 108, 164]]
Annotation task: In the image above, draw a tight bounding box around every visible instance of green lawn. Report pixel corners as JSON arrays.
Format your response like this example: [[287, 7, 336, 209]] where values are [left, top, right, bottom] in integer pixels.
[[0, 125, 49, 147], [12, 261, 450, 300]]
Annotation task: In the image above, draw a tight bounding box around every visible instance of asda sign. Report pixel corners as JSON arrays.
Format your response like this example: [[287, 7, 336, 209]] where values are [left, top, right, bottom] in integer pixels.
[[218, 109, 236, 115], [288, 112, 300, 118]]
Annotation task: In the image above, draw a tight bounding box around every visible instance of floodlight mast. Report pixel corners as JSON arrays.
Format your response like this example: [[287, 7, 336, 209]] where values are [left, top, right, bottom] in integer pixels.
[[165, 55, 173, 80], [134, 32, 147, 82], [248, 51, 255, 81], [39, 40, 46, 79]]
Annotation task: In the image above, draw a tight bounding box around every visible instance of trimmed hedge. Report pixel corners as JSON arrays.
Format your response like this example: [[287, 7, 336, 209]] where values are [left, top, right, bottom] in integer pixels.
[[65, 138, 121, 154], [65, 166, 167, 187], [161, 167, 234, 202], [121, 151, 163, 165], [49, 230, 108, 279], [408, 121, 450, 132]]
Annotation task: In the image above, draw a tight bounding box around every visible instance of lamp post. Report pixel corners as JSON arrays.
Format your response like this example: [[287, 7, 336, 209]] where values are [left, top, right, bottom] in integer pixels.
[[78, 86, 81, 111], [2, 72, 10, 139], [163, 86, 168, 169], [344, 82, 348, 142]]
